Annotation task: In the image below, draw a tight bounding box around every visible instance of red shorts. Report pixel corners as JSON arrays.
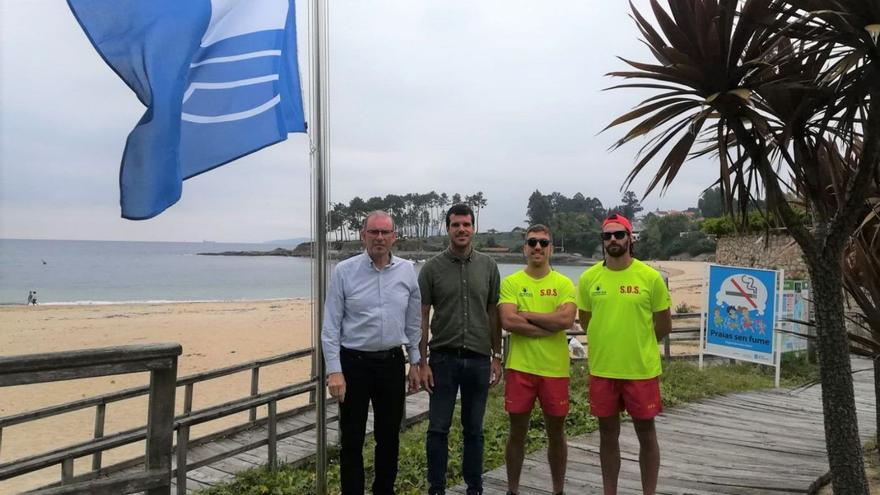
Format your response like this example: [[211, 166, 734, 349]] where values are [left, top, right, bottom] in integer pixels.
[[589, 375, 662, 419], [505, 369, 570, 417]]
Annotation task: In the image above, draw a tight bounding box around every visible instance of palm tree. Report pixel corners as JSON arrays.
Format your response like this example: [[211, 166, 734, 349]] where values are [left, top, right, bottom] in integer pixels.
[[842, 179, 880, 446], [605, 1, 879, 491]]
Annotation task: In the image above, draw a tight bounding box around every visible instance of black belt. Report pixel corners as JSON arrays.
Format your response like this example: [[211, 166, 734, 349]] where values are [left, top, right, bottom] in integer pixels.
[[341, 346, 402, 360], [431, 347, 488, 359]]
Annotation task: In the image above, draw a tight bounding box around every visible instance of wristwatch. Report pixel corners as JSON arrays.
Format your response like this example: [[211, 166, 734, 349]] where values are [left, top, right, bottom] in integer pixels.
[[492, 351, 503, 360]]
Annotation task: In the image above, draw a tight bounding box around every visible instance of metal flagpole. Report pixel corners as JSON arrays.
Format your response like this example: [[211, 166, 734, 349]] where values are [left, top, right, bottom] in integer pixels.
[[308, 0, 330, 492]]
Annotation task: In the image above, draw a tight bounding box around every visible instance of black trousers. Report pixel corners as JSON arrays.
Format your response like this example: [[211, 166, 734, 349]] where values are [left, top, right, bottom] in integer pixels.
[[339, 347, 405, 495]]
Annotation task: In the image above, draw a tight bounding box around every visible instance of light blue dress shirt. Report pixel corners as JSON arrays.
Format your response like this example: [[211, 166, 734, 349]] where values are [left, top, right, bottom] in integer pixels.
[[321, 252, 422, 374]]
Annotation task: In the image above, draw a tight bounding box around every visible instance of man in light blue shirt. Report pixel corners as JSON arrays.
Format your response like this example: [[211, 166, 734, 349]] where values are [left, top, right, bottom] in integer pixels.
[[322, 210, 422, 495]]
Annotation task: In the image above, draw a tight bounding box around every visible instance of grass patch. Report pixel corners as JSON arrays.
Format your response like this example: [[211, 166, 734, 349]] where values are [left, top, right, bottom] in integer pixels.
[[195, 355, 816, 495]]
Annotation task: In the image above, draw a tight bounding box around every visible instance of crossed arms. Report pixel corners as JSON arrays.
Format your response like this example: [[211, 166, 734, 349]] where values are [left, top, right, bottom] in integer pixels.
[[499, 302, 577, 337]]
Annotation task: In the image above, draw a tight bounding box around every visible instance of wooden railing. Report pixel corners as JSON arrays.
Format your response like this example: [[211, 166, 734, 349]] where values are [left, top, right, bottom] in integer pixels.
[[0, 347, 318, 495], [0, 344, 182, 495]]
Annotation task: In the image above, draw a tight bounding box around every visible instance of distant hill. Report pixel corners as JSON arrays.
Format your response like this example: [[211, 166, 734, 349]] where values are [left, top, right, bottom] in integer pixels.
[[262, 237, 311, 247]]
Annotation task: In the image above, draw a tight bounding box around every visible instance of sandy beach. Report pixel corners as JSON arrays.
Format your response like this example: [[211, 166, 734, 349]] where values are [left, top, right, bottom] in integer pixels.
[[648, 260, 708, 312], [0, 299, 315, 493], [0, 261, 708, 493]]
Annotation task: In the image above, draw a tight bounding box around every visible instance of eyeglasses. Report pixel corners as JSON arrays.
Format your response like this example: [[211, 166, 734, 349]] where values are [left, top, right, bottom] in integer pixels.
[[601, 231, 628, 241], [526, 238, 550, 248], [366, 229, 394, 237]]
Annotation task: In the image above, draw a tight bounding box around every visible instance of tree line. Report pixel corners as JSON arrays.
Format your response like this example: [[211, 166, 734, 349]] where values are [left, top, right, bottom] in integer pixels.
[[328, 191, 487, 241]]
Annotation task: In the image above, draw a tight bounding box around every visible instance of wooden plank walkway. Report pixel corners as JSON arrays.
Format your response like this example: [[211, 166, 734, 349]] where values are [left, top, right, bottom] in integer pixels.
[[142, 390, 430, 493], [451, 357, 876, 494]]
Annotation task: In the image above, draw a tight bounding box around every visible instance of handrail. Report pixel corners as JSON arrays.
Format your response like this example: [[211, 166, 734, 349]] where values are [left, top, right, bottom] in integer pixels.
[[177, 348, 313, 386], [1, 346, 318, 494], [0, 348, 313, 428], [0, 344, 181, 387], [0, 344, 181, 495], [0, 379, 318, 481], [0, 430, 146, 480], [177, 380, 318, 428], [0, 344, 181, 376]]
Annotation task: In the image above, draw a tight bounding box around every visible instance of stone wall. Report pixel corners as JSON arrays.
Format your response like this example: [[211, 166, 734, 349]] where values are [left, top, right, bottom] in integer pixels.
[[716, 234, 809, 279]]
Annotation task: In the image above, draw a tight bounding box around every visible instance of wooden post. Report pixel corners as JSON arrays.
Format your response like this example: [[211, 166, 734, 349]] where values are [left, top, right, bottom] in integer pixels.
[[184, 383, 194, 415], [250, 368, 260, 422], [268, 400, 277, 471], [61, 458, 74, 483], [92, 403, 106, 471], [146, 356, 178, 495], [176, 426, 190, 495]]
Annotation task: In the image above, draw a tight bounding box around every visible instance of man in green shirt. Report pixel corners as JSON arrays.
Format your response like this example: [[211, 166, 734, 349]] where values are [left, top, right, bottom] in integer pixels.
[[498, 224, 576, 495], [418, 203, 503, 495], [576, 213, 672, 495]]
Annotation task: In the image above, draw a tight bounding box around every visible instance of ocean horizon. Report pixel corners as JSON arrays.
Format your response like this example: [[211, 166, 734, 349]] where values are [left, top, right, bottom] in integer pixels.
[[0, 239, 589, 305]]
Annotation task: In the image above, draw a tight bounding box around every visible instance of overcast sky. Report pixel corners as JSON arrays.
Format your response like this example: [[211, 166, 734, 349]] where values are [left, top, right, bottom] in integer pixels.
[[0, 0, 720, 243]]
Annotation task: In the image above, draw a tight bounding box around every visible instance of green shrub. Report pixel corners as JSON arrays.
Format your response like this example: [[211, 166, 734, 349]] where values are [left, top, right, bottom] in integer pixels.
[[701, 209, 809, 237]]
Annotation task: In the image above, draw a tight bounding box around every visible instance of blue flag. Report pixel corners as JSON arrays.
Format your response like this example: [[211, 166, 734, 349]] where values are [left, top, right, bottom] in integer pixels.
[[68, 0, 307, 219]]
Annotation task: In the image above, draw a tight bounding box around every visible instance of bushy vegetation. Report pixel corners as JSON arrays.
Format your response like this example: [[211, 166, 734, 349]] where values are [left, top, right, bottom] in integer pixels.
[[636, 214, 715, 260], [196, 357, 816, 495], [700, 209, 809, 237], [674, 301, 692, 313]]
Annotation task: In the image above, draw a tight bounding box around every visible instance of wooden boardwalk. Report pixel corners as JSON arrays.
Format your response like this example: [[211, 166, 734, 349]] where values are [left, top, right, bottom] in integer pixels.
[[451, 358, 876, 494], [165, 390, 431, 493]]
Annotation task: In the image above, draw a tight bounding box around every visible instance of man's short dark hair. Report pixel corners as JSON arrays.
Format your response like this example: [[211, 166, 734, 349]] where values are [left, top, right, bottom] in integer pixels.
[[445, 203, 475, 228], [525, 224, 552, 241]]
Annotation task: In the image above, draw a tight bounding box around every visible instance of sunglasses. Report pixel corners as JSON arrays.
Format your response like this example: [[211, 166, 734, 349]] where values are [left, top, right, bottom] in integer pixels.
[[601, 231, 628, 241], [526, 238, 550, 248]]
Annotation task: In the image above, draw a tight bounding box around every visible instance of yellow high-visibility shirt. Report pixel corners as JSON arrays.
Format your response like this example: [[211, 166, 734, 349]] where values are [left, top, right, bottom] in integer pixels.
[[500, 270, 576, 378], [577, 259, 670, 379]]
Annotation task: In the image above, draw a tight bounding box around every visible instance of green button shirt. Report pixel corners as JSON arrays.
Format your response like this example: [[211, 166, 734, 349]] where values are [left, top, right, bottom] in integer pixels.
[[418, 248, 500, 356]]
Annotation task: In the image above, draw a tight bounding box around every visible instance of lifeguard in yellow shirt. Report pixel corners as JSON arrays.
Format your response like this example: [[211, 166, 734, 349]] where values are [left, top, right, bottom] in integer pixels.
[[577, 213, 672, 495], [499, 224, 576, 495]]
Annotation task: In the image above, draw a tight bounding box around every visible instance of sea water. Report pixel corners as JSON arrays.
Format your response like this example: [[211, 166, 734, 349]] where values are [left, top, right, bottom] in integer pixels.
[[0, 239, 587, 304]]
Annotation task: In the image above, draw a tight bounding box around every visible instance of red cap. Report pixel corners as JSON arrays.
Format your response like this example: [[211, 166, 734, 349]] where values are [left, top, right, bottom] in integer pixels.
[[603, 213, 633, 233]]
